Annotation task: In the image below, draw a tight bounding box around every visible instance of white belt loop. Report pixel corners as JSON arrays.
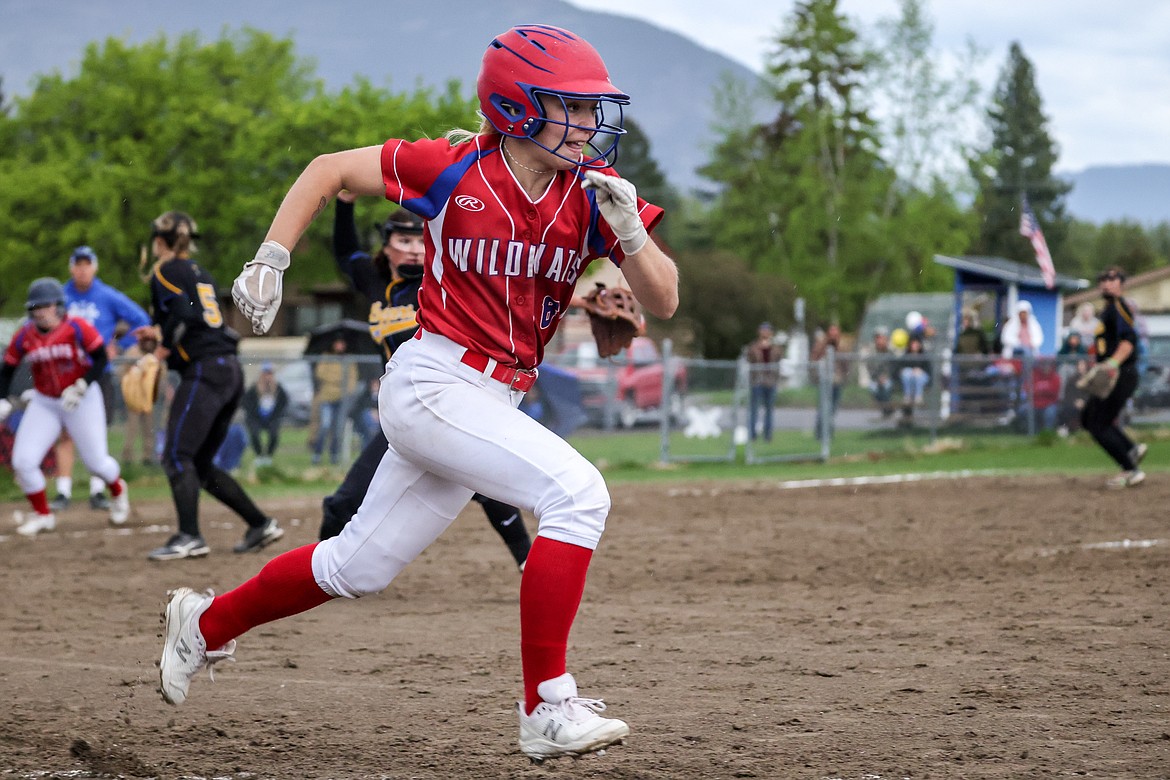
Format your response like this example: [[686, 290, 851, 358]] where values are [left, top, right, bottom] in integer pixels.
[[483, 356, 499, 380]]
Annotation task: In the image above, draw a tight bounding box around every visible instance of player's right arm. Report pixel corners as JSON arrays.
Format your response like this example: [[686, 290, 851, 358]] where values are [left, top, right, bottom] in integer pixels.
[[266, 146, 385, 252]]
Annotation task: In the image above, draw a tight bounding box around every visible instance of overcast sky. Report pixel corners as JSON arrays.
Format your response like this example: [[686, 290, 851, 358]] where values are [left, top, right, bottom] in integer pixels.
[[569, 0, 1170, 173]]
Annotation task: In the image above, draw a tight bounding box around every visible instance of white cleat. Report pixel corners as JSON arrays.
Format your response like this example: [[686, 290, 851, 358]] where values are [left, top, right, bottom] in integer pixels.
[[159, 587, 235, 705], [518, 673, 629, 759], [109, 479, 130, 525], [15, 512, 56, 537]]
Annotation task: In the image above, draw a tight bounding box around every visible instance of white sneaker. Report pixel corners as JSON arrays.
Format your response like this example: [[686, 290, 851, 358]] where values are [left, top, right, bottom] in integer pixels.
[[1132, 443, 1148, 467], [1106, 469, 1145, 489], [109, 479, 130, 525], [159, 587, 236, 705], [518, 673, 629, 759], [16, 512, 56, 537]]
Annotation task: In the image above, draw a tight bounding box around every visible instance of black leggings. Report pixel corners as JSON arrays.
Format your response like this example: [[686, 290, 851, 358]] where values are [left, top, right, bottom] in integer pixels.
[[1080, 367, 1140, 470], [318, 428, 532, 567]]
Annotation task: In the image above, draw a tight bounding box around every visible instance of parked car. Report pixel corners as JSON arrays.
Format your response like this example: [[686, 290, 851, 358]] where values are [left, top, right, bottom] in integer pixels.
[[275, 360, 313, 426], [550, 337, 687, 428]]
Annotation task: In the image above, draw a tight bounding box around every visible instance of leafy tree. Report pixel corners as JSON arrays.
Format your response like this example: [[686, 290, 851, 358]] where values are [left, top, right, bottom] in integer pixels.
[[0, 30, 477, 315], [698, 0, 962, 333], [968, 42, 1071, 267], [868, 0, 983, 196]]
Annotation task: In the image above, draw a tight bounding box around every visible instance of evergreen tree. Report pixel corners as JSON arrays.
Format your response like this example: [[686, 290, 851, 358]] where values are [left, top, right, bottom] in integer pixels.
[[969, 42, 1071, 266], [614, 117, 680, 245]]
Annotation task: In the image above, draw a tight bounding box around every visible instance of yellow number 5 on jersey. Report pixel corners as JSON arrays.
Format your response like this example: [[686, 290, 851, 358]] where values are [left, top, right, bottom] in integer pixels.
[[197, 283, 223, 327]]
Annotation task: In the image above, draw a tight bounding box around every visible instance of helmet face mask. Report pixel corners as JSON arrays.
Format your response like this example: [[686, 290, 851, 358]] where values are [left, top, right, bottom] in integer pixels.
[[478, 25, 629, 166]]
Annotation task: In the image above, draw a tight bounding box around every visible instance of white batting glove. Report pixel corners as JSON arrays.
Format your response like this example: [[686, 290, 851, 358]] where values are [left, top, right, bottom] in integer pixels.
[[582, 169, 649, 255], [0, 399, 12, 423], [232, 240, 289, 335], [61, 378, 87, 412]]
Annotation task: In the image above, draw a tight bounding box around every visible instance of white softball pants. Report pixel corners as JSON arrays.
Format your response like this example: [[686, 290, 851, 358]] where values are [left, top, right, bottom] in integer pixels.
[[12, 385, 120, 495], [312, 330, 609, 599]]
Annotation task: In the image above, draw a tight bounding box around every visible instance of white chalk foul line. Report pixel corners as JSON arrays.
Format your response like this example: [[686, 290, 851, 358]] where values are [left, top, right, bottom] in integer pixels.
[[774, 469, 1006, 490]]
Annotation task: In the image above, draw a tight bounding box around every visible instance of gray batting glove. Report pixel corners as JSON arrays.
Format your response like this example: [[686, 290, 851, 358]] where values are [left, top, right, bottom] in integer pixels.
[[232, 240, 289, 335], [582, 169, 649, 255]]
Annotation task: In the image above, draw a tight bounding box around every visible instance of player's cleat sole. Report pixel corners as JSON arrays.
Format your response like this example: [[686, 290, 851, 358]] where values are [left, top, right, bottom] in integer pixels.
[[148, 533, 211, 561], [15, 512, 56, 537], [109, 479, 130, 526], [518, 673, 629, 759], [159, 587, 235, 705], [232, 518, 284, 553]]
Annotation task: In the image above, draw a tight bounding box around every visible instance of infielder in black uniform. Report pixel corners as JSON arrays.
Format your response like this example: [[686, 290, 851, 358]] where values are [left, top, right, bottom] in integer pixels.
[[318, 193, 533, 570], [145, 211, 285, 561], [1083, 265, 1147, 489]]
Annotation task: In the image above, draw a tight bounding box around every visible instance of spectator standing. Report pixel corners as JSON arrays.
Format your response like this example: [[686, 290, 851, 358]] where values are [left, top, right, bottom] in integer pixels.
[[309, 336, 358, 466], [955, 310, 990, 356], [1082, 267, 1146, 488], [242, 362, 289, 467], [119, 326, 164, 466], [810, 323, 845, 436], [1000, 300, 1044, 358], [1067, 301, 1100, 344], [745, 321, 780, 441], [54, 245, 151, 511], [1028, 359, 1062, 431]]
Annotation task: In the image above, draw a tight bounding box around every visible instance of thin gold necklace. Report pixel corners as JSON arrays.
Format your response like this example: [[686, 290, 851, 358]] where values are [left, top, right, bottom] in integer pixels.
[[502, 140, 552, 176]]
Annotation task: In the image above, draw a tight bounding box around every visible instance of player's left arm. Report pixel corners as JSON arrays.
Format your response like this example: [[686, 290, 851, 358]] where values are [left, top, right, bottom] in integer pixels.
[[82, 345, 109, 386], [619, 240, 679, 320]]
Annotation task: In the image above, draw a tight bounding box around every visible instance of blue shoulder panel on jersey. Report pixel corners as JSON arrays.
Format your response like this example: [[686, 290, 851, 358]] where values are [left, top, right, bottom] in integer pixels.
[[402, 145, 496, 220]]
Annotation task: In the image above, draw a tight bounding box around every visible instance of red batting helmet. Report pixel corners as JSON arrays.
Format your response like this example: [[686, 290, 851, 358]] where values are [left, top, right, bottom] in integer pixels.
[[477, 25, 629, 165]]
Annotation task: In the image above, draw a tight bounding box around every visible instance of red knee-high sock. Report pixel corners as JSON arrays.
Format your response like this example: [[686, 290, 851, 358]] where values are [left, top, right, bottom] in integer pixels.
[[26, 490, 50, 515], [520, 536, 593, 714], [199, 543, 333, 650]]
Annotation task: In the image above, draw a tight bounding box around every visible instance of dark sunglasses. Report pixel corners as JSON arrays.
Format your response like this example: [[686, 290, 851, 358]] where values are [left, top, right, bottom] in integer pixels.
[[1097, 272, 1123, 282]]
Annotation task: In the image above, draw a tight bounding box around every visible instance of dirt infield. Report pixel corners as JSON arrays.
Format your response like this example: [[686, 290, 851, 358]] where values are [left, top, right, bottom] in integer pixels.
[[1, 473, 1168, 779]]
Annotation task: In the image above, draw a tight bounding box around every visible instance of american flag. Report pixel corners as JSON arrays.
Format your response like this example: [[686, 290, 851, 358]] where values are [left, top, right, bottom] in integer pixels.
[[1019, 195, 1056, 289]]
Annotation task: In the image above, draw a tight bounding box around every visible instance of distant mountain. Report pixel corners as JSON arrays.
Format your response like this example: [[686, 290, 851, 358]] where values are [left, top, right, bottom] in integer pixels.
[[1063, 164, 1170, 225], [0, 0, 764, 196]]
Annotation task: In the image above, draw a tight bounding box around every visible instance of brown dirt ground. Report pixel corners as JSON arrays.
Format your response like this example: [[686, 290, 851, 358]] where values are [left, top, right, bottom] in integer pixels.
[[0, 473, 1168, 779]]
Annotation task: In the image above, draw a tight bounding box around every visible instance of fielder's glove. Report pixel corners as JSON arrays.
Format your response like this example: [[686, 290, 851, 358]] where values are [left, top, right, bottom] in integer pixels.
[[582, 170, 649, 256], [232, 240, 289, 335], [0, 399, 11, 423], [61, 378, 87, 412], [1076, 362, 1119, 399], [581, 282, 645, 359]]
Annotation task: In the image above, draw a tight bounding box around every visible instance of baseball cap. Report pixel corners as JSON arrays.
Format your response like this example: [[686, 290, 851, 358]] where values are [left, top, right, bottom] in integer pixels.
[[260, 361, 275, 372], [69, 245, 98, 266]]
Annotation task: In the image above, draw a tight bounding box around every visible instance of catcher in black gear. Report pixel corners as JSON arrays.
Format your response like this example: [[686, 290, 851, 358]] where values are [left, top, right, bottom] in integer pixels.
[[1080, 266, 1146, 488], [318, 192, 533, 569]]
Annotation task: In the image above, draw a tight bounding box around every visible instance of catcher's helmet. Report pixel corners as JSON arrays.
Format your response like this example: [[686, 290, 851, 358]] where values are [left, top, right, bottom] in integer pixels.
[[379, 208, 424, 241], [477, 25, 628, 165], [26, 277, 65, 311]]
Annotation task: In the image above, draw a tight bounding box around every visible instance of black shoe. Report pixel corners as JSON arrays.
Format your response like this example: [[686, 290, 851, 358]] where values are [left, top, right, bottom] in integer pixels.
[[148, 533, 211, 561], [49, 494, 70, 512], [89, 493, 111, 511], [233, 518, 285, 553]]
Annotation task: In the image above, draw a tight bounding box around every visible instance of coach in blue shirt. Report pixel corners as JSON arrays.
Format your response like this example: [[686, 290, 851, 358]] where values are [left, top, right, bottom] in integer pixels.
[[52, 245, 152, 511]]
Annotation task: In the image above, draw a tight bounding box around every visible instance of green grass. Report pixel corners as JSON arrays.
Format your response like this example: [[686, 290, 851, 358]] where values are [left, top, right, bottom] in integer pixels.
[[6, 420, 1165, 504]]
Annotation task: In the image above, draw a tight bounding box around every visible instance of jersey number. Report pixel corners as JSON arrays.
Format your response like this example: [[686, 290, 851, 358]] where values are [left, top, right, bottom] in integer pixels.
[[196, 283, 223, 327]]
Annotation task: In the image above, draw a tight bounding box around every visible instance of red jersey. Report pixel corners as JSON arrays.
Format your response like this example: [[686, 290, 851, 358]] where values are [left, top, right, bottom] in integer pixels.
[[381, 134, 663, 369], [4, 316, 102, 397]]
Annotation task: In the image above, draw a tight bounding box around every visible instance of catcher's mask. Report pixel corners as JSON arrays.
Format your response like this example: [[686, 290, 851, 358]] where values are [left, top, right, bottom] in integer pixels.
[[477, 25, 628, 166]]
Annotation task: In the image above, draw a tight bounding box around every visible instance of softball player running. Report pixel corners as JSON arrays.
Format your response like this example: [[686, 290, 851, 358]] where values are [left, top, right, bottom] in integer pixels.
[[160, 25, 677, 760], [318, 193, 533, 570], [0, 278, 129, 536], [145, 211, 284, 561]]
